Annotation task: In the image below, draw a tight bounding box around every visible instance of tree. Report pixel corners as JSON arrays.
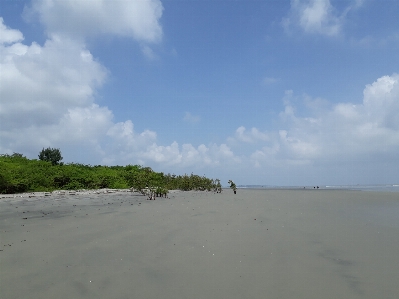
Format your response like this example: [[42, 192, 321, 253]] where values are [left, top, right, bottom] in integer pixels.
[[38, 147, 63, 165], [213, 179, 222, 193], [228, 180, 237, 194]]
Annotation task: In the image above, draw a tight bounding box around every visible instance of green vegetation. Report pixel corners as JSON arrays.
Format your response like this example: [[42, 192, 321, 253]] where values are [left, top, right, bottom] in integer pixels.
[[228, 180, 237, 194], [38, 147, 63, 165], [214, 179, 222, 193], [0, 153, 221, 194]]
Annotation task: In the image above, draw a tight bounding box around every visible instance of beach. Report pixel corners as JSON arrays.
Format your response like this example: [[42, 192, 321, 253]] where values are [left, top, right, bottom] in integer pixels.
[[1, 189, 398, 299]]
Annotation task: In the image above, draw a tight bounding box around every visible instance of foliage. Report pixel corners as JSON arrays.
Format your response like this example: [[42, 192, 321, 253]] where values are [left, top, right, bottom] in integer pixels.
[[214, 179, 222, 193], [163, 173, 216, 191], [228, 180, 237, 192], [0, 153, 221, 194], [38, 147, 63, 165]]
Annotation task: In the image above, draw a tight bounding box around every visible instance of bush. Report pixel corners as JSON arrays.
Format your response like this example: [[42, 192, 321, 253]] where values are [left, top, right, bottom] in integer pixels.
[[0, 153, 221, 194]]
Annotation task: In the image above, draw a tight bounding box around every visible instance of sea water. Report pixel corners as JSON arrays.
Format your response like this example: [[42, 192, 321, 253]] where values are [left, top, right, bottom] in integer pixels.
[[239, 184, 399, 192]]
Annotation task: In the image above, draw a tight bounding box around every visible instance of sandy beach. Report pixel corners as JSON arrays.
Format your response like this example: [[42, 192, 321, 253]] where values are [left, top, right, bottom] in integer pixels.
[[1, 188, 398, 299]]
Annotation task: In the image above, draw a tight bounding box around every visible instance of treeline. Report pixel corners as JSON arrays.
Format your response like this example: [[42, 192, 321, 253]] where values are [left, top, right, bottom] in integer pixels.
[[0, 153, 222, 194]]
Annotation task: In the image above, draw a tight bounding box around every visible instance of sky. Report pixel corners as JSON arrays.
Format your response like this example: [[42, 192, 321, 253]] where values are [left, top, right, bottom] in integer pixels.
[[1, 0, 399, 186]]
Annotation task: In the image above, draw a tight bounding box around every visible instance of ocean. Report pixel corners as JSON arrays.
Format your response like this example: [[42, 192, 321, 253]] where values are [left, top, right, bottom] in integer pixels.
[[238, 184, 399, 192]]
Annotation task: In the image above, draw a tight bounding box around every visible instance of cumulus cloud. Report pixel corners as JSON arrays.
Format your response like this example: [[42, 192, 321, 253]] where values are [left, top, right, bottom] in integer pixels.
[[283, 0, 343, 36], [0, 34, 107, 131], [0, 21, 112, 157], [0, 9, 244, 174], [106, 120, 157, 156], [1, 1, 165, 160], [24, 0, 163, 43], [104, 120, 240, 168], [0, 17, 24, 44], [245, 74, 399, 170], [235, 126, 269, 143], [0, 18, 115, 158]]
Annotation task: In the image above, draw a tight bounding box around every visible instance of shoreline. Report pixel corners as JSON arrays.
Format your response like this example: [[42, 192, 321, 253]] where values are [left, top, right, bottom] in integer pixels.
[[2, 183, 398, 200], [0, 188, 185, 200]]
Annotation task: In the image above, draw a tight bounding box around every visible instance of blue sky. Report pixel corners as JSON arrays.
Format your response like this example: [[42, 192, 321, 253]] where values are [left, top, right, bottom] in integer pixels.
[[1, 0, 399, 186]]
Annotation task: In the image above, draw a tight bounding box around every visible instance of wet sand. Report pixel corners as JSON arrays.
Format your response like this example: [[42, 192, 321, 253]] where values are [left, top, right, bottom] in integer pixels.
[[1, 189, 398, 299]]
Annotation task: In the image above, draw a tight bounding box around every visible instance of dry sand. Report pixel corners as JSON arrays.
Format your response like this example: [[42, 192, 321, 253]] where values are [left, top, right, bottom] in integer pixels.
[[1, 189, 398, 299]]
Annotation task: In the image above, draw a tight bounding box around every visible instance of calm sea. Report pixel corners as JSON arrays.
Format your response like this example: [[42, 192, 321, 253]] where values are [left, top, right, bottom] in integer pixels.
[[238, 184, 399, 192]]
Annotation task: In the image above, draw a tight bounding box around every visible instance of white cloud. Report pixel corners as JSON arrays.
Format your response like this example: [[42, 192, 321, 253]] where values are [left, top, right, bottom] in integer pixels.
[[59, 105, 114, 142], [25, 0, 163, 43], [0, 18, 24, 44], [235, 126, 269, 143], [106, 120, 157, 153], [279, 129, 319, 160], [0, 104, 114, 159], [0, 33, 106, 131], [244, 73, 399, 171], [183, 112, 201, 123], [106, 125, 241, 168], [283, 0, 342, 36], [363, 75, 399, 129], [0, 19, 120, 160], [0, 11, 244, 174]]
